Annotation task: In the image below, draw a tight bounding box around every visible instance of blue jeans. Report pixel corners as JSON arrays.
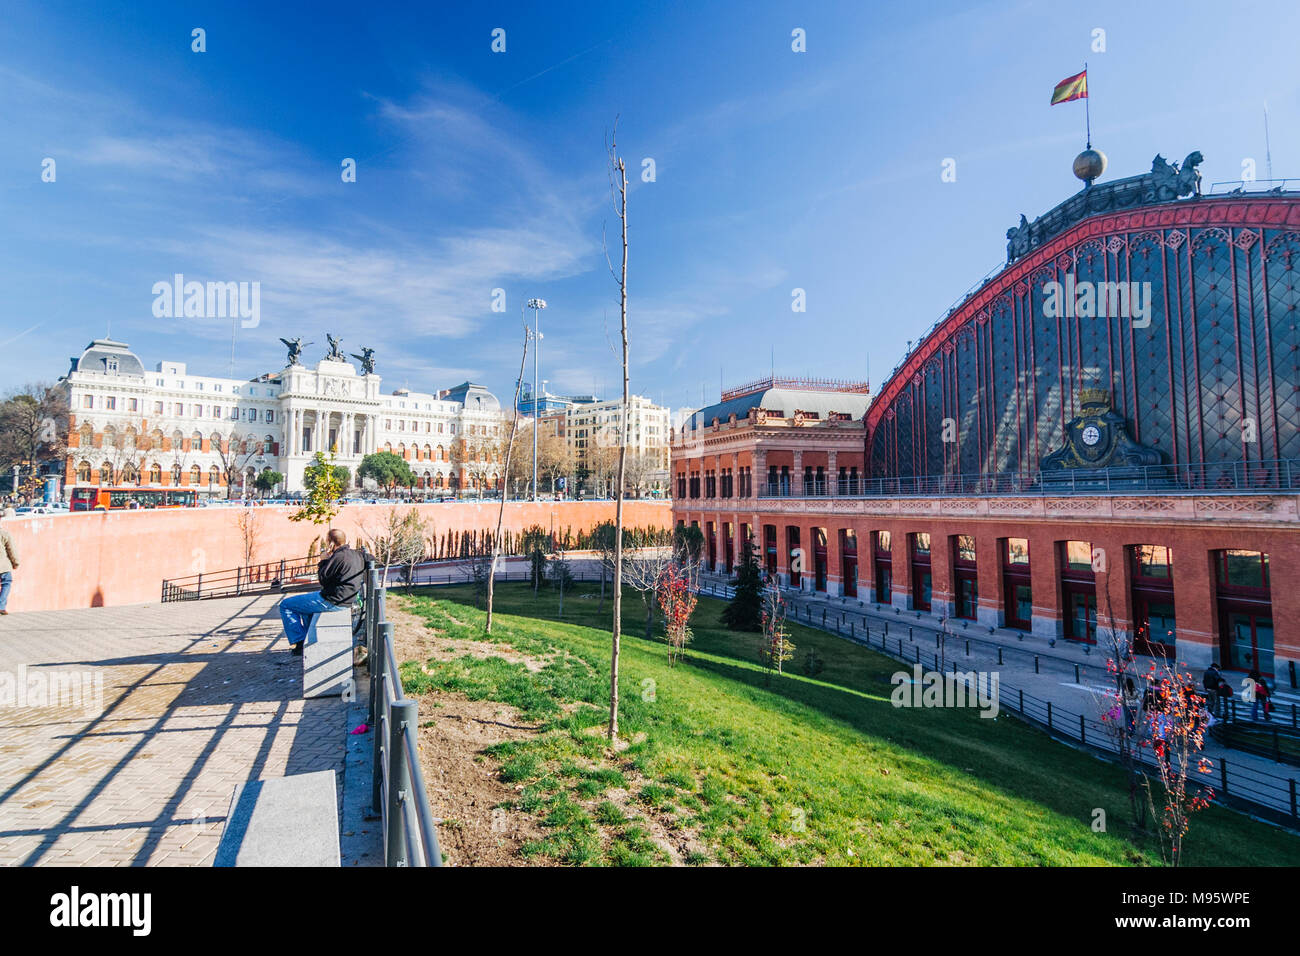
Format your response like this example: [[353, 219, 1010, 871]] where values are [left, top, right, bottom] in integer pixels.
[[0, 572, 10, 611], [278, 591, 340, 646]]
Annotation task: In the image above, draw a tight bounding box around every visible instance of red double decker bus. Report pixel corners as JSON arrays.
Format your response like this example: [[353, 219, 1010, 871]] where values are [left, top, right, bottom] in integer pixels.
[[70, 487, 200, 511]]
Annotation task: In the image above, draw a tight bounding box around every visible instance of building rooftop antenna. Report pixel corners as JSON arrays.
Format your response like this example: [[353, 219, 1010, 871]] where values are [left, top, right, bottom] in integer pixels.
[[1265, 101, 1274, 182]]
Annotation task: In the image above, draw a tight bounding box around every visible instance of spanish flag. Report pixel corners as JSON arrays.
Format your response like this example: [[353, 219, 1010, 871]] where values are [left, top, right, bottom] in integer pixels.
[[1051, 69, 1088, 105]]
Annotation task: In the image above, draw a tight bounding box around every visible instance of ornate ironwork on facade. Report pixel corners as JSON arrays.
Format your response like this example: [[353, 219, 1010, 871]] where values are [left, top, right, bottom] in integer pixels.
[[868, 181, 1300, 483]]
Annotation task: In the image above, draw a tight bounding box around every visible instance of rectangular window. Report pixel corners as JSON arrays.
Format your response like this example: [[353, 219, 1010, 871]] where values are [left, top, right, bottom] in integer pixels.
[[105, 397, 116, 410], [1006, 538, 1030, 565], [1217, 550, 1269, 589], [1064, 540, 1093, 572], [154, 401, 164, 414], [1133, 544, 1172, 579], [955, 534, 976, 564], [83, 395, 93, 408]]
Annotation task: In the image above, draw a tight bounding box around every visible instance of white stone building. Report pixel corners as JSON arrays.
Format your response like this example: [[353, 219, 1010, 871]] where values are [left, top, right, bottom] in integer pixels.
[[57, 338, 506, 496]]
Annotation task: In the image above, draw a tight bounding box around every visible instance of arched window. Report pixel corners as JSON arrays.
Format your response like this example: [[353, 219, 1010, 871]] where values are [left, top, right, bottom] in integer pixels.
[[189, 465, 202, 485], [191, 431, 203, 452], [149, 464, 162, 484], [208, 466, 220, 486], [150, 428, 164, 449], [384, 442, 392, 453], [78, 424, 94, 448], [76, 461, 91, 483], [423, 444, 432, 461], [171, 429, 184, 452], [100, 462, 113, 485], [264, 435, 274, 454], [437, 444, 445, 460], [121, 462, 139, 484]]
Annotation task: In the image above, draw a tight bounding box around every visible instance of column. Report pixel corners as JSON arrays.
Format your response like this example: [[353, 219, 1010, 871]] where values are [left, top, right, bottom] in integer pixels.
[[891, 523, 909, 611], [827, 449, 838, 495], [929, 526, 954, 620], [792, 450, 803, 496], [975, 529, 1002, 630], [1029, 527, 1063, 641]]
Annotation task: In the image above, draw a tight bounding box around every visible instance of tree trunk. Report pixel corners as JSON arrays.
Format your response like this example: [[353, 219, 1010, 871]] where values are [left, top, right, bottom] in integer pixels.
[[487, 327, 530, 634], [608, 134, 629, 744]]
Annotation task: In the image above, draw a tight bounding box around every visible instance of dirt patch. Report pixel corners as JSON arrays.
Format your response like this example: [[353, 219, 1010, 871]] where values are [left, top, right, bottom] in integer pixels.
[[415, 694, 547, 866], [389, 597, 551, 673], [385, 594, 708, 866]]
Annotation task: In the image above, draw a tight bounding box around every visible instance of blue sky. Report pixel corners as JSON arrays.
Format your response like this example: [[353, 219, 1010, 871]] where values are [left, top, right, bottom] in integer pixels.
[[2, 0, 1298, 411]]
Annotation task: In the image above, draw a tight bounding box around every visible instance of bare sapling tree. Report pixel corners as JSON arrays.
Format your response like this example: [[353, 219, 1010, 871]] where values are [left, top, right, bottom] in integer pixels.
[[605, 120, 629, 742], [487, 323, 530, 633], [1140, 659, 1215, 866], [1094, 557, 1150, 831], [236, 507, 262, 568], [625, 530, 672, 639]]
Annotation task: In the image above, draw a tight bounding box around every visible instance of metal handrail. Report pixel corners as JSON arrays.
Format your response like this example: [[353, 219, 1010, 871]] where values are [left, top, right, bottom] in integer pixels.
[[692, 576, 1300, 827], [365, 564, 444, 867], [161, 555, 320, 602]]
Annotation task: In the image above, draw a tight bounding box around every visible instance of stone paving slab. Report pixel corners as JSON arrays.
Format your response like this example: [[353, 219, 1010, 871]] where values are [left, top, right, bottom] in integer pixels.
[[0, 595, 358, 866]]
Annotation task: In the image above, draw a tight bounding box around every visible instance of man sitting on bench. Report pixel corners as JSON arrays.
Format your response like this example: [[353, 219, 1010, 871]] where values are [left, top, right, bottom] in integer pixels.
[[279, 529, 366, 656]]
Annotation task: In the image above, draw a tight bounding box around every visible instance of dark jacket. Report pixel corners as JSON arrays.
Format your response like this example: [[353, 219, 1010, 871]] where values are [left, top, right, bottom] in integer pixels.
[[318, 545, 365, 606]]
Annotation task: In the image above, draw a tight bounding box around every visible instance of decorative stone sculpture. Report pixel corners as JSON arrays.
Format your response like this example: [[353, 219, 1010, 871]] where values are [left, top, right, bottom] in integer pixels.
[[279, 337, 312, 366], [1040, 389, 1163, 471], [351, 346, 376, 375]]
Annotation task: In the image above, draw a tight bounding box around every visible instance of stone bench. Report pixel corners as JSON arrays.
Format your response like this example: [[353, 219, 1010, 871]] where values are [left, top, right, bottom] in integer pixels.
[[214, 770, 340, 867], [304, 605, 354, 699]]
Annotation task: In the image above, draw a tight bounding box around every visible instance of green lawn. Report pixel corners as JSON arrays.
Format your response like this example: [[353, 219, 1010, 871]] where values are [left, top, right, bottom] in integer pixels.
[[397, 581, 1300, 866]]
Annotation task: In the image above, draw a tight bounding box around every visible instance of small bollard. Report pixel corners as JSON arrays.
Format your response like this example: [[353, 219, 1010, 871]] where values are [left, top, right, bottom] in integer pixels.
[[1034, 655, 1040, 674], [997, 647, 1003, 666], [1074, 663, 1080, 683]]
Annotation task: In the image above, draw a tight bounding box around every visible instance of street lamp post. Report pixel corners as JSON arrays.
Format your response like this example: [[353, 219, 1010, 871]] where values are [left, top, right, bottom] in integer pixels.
[[526, 298, 547, 502]]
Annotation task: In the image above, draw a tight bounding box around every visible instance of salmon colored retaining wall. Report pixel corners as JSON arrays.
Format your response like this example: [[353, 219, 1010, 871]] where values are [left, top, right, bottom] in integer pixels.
[[1, 500, 670, 613]]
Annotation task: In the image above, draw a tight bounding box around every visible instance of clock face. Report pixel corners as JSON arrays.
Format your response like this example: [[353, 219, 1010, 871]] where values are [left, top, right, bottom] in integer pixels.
[[1081, 424, 1102, 447]]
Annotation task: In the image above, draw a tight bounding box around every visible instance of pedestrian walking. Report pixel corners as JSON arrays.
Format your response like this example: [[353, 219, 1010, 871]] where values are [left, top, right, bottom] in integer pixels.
[[0, 507, 19, 615], [1248, 668, 1272, 722]]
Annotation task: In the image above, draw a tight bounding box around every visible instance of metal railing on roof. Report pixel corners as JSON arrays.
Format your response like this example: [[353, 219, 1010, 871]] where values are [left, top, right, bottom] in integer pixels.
[[742, 460, 1300, 499]]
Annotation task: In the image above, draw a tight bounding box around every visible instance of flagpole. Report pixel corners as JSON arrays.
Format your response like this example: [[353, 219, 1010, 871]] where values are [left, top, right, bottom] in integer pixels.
[[1084, 61, 1091, 149]]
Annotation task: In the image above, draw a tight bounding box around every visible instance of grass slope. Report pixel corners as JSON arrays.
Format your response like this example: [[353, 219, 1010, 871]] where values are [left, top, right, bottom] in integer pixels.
[[398, 581, 1300, 866]]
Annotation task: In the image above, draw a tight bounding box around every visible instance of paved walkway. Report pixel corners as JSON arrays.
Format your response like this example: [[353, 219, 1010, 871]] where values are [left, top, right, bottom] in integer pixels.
[[0, 595, 369, 866], [698, 570, 1300, 822]]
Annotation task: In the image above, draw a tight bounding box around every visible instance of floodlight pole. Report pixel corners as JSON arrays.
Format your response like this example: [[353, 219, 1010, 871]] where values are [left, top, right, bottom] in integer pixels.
[[526, 299, 547, 502]]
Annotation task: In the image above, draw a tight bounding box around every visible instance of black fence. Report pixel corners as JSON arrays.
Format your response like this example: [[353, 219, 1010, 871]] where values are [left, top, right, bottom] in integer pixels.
[[363, 562, 444, 867], [694, 578, 1300, 828], [160, 555, 320, 602]]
